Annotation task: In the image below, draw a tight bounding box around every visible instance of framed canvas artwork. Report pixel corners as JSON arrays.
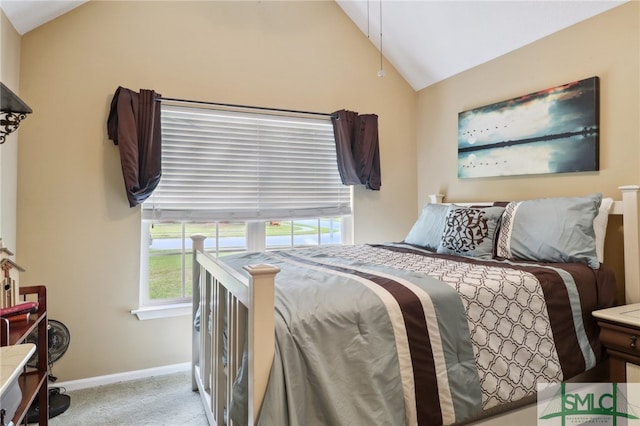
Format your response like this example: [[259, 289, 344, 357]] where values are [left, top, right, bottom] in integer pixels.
[[458, 76, 599, 178]]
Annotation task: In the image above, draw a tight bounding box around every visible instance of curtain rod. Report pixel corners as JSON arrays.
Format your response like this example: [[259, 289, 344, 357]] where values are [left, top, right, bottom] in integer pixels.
[[157, 96, 337, 119]]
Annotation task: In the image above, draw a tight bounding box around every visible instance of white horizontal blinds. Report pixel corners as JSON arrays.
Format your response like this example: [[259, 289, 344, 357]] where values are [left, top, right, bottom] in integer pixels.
[[142, 104, 351, 221]]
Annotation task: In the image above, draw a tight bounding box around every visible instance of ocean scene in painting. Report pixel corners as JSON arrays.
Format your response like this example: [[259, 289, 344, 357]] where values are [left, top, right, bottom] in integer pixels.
[[458, 77, 599, 178]]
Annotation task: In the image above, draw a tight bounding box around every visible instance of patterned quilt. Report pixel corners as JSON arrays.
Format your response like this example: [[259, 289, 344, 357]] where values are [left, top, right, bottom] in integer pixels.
[[223, 244, 616, 426]]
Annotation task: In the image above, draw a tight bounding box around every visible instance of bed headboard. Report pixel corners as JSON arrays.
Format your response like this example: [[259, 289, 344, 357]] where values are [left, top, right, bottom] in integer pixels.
[[615, 185, 640, 304], [430, 185, 640, 304]]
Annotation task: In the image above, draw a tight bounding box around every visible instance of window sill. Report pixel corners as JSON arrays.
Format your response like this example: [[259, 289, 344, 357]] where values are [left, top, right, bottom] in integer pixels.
[[131, 303, 192, 320]]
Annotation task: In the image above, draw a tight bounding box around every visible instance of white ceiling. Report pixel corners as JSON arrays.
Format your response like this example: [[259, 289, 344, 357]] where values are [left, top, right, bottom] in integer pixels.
[[336, 0, 628, 90], [0, 0, 87, 36], [0, 0, 628, 91]]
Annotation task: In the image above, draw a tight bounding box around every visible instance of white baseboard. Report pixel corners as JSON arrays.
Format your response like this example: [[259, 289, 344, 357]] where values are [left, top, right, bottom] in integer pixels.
[[53, 362, 191, 392]]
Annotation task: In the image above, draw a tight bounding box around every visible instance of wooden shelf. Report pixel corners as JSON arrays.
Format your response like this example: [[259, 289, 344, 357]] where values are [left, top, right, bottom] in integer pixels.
[[13, 370, 48, 425], [3, 312, 43, 345], [1, 285, 48, 426]]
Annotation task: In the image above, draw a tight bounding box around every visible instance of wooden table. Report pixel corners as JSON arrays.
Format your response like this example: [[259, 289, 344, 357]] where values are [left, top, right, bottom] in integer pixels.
[[593, 303, 640, 382]]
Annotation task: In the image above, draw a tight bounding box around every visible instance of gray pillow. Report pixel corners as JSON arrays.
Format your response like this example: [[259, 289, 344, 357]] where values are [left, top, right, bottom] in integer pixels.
[[404, 203, 449, 250], [496, 194, 602, 268], [436, 205, 505, 259]]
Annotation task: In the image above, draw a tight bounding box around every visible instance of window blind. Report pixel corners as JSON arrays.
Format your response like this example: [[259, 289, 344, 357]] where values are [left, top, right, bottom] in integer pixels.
[[142, 104, 351, 221]]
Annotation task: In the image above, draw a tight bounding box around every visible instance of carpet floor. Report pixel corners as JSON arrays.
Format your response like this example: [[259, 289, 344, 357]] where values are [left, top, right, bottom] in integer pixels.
[[45, 370, 209, 425]]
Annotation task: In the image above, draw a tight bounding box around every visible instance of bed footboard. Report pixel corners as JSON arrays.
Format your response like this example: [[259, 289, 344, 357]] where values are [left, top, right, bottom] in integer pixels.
[[191, 235, 280, 426]]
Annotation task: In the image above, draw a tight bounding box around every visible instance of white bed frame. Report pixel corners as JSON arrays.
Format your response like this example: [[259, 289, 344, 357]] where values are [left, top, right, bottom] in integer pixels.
[[191, 185, 640, 426]]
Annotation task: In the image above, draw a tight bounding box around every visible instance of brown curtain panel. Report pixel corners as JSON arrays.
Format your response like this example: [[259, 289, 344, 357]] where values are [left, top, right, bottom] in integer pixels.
[[107, 86, 162, 207], [331, 109, 381, 190]]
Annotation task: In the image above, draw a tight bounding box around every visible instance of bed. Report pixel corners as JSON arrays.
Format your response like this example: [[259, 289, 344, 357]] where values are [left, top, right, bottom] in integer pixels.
[[190, 185, 640, 426]]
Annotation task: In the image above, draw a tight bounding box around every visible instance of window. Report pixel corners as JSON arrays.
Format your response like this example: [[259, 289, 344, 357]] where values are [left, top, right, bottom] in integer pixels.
[[135, 103, 352, 318]]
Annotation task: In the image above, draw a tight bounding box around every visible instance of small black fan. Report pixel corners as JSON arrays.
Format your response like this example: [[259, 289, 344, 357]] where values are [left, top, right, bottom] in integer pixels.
[[26, 319, 70, 372], [25, 319, 72, 421]]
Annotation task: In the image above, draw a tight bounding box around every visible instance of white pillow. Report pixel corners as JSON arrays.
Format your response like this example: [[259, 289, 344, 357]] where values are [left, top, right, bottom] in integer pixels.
[[593, 197, 613, 263]]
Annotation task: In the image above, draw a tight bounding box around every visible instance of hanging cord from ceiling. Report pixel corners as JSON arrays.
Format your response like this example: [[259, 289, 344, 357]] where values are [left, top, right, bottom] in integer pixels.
[[367, 0, 370, 39], [378, 0, 385, 78], [367, 0, 385, 78]]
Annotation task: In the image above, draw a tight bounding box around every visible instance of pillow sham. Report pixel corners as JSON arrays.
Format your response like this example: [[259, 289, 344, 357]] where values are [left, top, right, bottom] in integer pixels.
[[496, 193, 602, 268], [404, 203, 449, 250], [436, 205, 505, 259], [594, 197, 613, 263]]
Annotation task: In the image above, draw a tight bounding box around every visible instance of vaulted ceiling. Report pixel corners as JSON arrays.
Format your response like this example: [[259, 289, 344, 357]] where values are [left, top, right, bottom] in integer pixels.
[[1, 0, 628, 91]]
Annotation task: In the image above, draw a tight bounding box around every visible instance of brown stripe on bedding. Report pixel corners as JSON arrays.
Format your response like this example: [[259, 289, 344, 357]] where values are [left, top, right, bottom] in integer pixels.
[[517, 265, 586, 378], [538, 263, 616, 364], [375, 246, 606, 380], [278, 252, 442, 426], [497, 262, 613, 377], [425, 252, 588, 380]]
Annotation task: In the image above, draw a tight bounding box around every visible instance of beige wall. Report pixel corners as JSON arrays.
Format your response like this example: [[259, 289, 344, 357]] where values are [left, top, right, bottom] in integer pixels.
[[0, 10, 21, 253], [16, 0, 635, 383], [416, 2, 639, 293], [17, 1, 417, 380], [417, 2, 639, 204]]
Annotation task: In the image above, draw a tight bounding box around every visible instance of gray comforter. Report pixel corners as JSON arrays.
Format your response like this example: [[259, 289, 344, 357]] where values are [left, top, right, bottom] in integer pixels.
[[221, 244, 613, 426]]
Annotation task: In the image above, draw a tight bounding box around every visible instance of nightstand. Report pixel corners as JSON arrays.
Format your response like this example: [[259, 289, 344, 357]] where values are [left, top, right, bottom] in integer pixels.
[[593, 303, 640, 382]]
